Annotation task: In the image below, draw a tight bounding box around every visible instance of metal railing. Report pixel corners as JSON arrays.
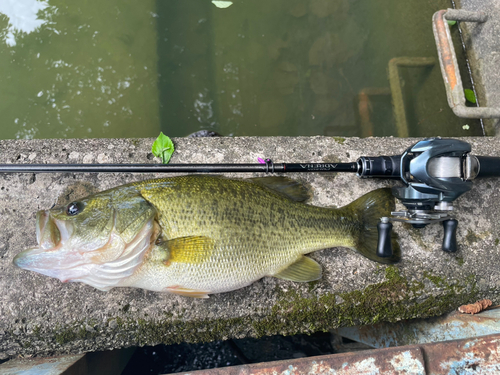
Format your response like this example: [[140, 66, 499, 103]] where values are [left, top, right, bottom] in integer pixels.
[[433, 9, 500, 118]]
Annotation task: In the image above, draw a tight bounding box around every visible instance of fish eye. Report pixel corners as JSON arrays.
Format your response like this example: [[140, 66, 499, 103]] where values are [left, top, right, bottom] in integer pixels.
[[66, 202, 82, 216]]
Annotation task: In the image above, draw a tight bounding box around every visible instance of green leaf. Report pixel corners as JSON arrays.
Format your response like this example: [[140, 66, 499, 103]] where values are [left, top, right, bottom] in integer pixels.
[[152, 132, 175, 164], [447, 20, 457, 26], [464, 89, 477, 104]]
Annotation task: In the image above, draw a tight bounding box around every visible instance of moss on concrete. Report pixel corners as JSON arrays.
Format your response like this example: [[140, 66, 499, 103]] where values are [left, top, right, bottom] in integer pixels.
[[252, 266, 477, 338], [4, 266, 480, 354], [53, 320, 100, 346], [423, 271, 447, 287], [466, 229, 481, 244], [332, 137, 346, 144], [54, 330, 77, 346], [32, 325, 41, 338], [129, 139, 142, 148]]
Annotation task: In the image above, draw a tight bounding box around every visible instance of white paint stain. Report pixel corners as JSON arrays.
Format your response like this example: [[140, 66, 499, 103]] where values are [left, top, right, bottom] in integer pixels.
[[354, 357, 380, 374], [390, 350, 425, 374]]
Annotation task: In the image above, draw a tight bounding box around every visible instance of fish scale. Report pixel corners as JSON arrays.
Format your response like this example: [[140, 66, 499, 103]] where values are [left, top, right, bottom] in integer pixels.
[[123, 175, 396, 295], [14, 175, 400, 298]]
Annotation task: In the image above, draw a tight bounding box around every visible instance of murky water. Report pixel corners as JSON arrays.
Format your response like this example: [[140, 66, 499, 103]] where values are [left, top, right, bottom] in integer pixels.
[[0, 0, 483, 139], [0, 0, 160, 139]]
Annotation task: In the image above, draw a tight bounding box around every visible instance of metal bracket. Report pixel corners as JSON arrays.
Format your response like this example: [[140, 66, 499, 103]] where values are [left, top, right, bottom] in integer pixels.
[[390, 209, 453, 225], [433, 9, 500, 118], [356, 57, 436, 138], [388, 57, 436, 137]]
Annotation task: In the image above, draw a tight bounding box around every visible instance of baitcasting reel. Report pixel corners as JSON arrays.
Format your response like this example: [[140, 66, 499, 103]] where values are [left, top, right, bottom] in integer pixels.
[[357, 138, 500, 258]]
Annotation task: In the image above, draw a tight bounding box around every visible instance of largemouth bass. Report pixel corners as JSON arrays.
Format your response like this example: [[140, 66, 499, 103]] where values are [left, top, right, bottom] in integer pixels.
[[13, 175, 399, 298]]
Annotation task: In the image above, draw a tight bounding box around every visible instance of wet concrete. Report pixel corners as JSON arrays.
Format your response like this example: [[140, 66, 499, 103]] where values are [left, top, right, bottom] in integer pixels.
[[457, 0, 500, 134], [0, 136, 499, 359]]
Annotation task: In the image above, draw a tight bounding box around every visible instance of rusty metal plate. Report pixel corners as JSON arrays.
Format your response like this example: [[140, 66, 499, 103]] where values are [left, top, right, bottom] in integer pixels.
[[426, 335, 500, 374], [169, 333, 500, 375]]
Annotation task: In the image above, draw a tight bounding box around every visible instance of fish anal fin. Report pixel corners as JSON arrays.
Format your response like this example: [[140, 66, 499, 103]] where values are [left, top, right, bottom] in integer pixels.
[[250, 177, 311, 202], [273, 256, 322, 282], [165, 285, 210, 299], [164, 236, 214, 265]]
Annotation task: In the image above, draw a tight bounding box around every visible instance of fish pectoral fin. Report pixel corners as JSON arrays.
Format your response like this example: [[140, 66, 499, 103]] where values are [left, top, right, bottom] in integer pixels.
[[164, 236, 215, 265], [273, 256, 322, 282], [165, 285, 210, 299]]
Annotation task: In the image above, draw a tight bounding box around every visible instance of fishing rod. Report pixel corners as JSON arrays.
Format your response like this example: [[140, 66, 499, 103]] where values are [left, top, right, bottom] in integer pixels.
[[2, 137, 500, 258], [0, 160, 358, 174]]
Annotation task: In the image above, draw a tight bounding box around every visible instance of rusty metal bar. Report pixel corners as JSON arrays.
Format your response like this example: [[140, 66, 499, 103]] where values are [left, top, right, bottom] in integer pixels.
[[357, 87, 391, 137], [169, 333, 500, 375], [433, 9, 500, 118], [445, 9, 487, 23]]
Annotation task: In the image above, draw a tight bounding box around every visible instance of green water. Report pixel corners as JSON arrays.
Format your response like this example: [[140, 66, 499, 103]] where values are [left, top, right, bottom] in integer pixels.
[[0, 0, 160, 139], [0, 0, 483, 139]]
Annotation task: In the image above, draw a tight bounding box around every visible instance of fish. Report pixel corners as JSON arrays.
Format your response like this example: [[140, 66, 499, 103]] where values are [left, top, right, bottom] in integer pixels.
[[13, 175, 400, 298]]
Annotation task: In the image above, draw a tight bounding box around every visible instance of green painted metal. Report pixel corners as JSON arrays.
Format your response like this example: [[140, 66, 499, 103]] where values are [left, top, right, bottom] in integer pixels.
[[0, 354, 86, 375]]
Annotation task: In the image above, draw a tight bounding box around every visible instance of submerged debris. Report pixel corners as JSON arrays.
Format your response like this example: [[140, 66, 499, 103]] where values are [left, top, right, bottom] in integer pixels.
[[458, 299, 492, 315]]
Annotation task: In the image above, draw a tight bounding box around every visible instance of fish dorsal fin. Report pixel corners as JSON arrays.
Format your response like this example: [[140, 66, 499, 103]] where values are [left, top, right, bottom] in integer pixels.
[[250, 177, 311, 202], [273, 256, 322, 282], [164, 236, 215, 265]]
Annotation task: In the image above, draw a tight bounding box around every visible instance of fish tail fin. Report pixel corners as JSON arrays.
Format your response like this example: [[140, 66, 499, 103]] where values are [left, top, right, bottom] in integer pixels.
[[346, 188, 400, 264]]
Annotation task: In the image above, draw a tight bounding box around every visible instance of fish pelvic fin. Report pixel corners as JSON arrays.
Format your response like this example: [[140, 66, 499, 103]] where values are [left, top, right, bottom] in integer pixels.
[[165, 285, 210, 299], [347, 188, 401, 264], [273, 256, 322, 282]]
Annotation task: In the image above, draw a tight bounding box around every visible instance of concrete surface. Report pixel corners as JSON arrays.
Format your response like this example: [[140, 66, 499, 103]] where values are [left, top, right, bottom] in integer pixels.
[[0, 136, 499, 359], [457, 0, 500, 134]]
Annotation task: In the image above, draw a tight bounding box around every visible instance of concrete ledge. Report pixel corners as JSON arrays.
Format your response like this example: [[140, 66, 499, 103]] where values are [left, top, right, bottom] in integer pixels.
[[0, 136, 498, 359], [457, 0, 500, 134]]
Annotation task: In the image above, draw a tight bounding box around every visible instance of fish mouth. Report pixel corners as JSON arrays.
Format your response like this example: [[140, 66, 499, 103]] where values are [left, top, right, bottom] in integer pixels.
[[13, 210, 75, 277], [36, 210, 73, 249], [14, 210, 155, 290]]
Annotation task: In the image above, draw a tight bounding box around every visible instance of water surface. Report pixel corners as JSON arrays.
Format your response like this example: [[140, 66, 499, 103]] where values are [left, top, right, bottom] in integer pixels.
[[0, 0, 483, 139], [0, 0, 160, 139]]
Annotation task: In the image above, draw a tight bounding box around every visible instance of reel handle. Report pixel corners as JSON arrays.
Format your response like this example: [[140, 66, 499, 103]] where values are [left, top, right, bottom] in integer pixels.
[[376, 218, 393, 258], [442, 219, 458, 253], [377, 217, 459, 256]]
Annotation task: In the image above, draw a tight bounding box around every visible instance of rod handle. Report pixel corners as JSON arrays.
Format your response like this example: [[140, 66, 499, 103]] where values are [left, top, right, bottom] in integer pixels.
[[357, 156, 402, 178], [476, 156, 500, 178]]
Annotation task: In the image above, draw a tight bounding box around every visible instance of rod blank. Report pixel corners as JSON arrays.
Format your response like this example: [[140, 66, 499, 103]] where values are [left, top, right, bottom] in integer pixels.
[[0, 162, 358, 174]]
